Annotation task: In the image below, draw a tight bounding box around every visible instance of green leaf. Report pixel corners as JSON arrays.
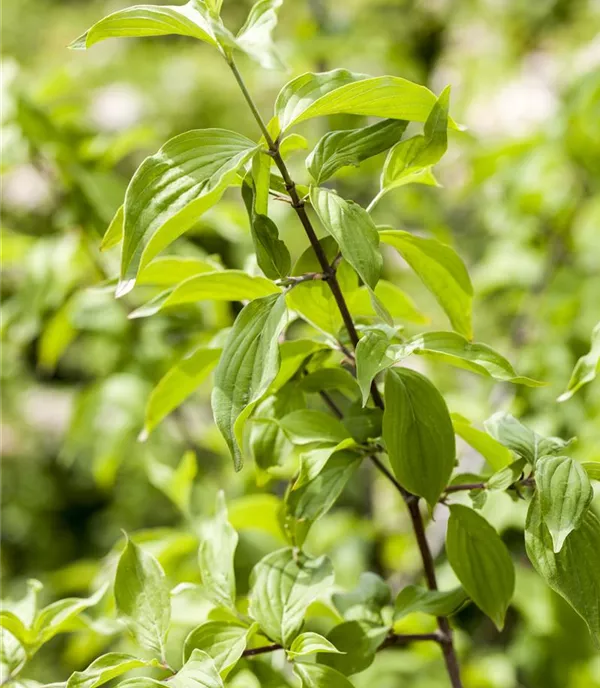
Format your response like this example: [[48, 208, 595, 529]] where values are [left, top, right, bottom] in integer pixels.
[[379, 229, 473, 339], [242, 163, 291, 280], [350, 280, 427, 324], [100, 205, 123, 251], [66, 654, 160, 688], [371, 87, 450, 207], [525, 495, 600, 646], [287, 632, 343, 659], [117, 130, 258, 295], [306, 119, 408, 185], [484, 413, 572, 465], [236, 0, 284, 70], [310, 187, 382, 292], [146, 451, 197, 515], [486, 459, 527, 492], [32, 585, 108, 651], [298, 368, 358, 398], [332, 573, 391, 626], [451, 413, 513, 471], [382, 368, 455, 507], [248, 548, 334, 647], [355, 329, 394, 405], [446, 505, 515, 630], [582, 462, 600, 481], [183, 621, 253, 677], [129, 270, 280, 319], [319, 621, 388, 676], [279, 410, 350, 446], [114, 537, 170, 656], [294, 439, 357, 490], [275, 69, 458, 133], [394, 585, 468, 621], [70, 2, 231, 51], [293, 662, 355, 688], [286, 450, 362, 523], [137, 256, 221, 286], [211, 293, 287, 469], [536, 456, 593, 553], [197, 492, 238, 608], [171, 650, 224, 688], [286, 238, 359, 336], [142, 346, 221, 438], [558, 322, 600, 401]]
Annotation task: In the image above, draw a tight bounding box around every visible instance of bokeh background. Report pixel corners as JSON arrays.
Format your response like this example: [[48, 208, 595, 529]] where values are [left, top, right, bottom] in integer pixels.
[[2, 0, 600, 686]]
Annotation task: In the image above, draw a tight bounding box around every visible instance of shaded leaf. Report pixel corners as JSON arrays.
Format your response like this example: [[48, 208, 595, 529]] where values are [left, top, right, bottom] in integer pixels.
[[319, 621, 388, 676], [279, 409, 350, 446], [394, 585, 468, 621], [293, 662, 355, 688], [332, 573, 391, 626], [558, 322, 600, 401], [446, 505, 515, 630]]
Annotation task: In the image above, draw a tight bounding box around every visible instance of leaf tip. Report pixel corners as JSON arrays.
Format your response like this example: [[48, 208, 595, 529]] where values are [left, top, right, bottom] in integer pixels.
[[116, 278, 136, 298]]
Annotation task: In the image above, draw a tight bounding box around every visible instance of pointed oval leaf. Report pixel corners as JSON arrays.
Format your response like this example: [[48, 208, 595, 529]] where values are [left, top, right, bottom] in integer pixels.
[[525, 494, 600, 646], [275, 69, 458, 133], [450, 413, 512, 471], [536, 456, 593, 553], [307, 119, 408, 185], [310, 187, 382, 292], [235, 0, 284, 70], [379, 229, 473, 339], [70, 2, 230, 51], [118, 130, 258, 294], [558, 322, 600, 401], [287, 632, 343, 659], [248, 548, 334, 647], [114, 538, 170, 656], [383, 368, 455, 507], [279, 410, 350, 446], [394, 585, 468, 621], [171, 650, 223, 688], [100, 205, 124, 252], [142, 346, 221, 438], [211, 293, 287, 469], [446, 505, 515, 630], [356, 329, 394, 405], [129, 271, 279, 319], [66, 653, 160, 688], [198, 492, 238, 608], [183, 621, 251, 677], [293, 662, 355, 688], [137, 256, 222, 286]]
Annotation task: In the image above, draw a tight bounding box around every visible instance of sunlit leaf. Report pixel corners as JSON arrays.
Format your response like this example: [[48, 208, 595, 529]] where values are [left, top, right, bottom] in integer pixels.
[[293, 662, 355, 688], [236, 0, 284, 70], [66, 654, 161, 688], [451, 413, 512, 471], [287, 632, 343, 659], [558, 322, 600, 401], [394, 585, 468, 620], [183, 621, 254, 677]]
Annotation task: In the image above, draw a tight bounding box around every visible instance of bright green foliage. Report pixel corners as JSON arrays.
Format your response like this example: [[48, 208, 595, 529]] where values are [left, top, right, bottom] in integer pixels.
[[394, 585, 468, 620], [248, 548, 334, 647], [451, 413, 513, 471], [293, 662, 355, 688], [114, 538, 171, 657], [183, 621, 254, 675], [558, 322, 600, 401], [536, 456, 593, 552], [287, 632, 343, 659], [446, 505, 515, 630], [66, 654, 162, 688], [383, 368, 455, 507]]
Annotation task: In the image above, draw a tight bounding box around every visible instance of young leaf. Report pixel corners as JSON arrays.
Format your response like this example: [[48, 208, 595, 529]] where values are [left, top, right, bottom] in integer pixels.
[[275, 69, 458, 133], [183, 621, 252, 677], [355, 329, 394, 405], [137, 256, 222, 286], [536, 456, 593, 553], [582, 462, 600, 481], [372, 87, 450, 206], [236, 0, 284, 70], [525, 495, 600, 646], [379, 229, 473, 338], [211, 293, 287, 469], [558, 322, 600, 401], [70, 2, 232, 51], [446, 505, 515, 630], [242, 169, 291, 280], [350, 280, 427, 324], [66, 654, 161, 688], [332, 572, 391, 626], [129, 270, 279, 319], [383, 368, 455, 507], [279, 409, 350, 446], [286, 450, 362, 523], [171, 650, 224, 688], [114, 538, 170, 656], [486, 458, 527, 492], [142, 346, 221, 438], [100, 205, 123, 251], [117, 130, 258, 295], [198, 492, 238, 608], [484, 413, 572, 465], [310, 187, 382, 292], [394, 585, 468, 621], [451, 413, 512, 471], [318, 621, 388, 676], [287, 632, 343, 659], [248, 548, 334, 647], [306, 119, 408, 185], [293, 662, 355, 688], [294, 438, 357, 490]]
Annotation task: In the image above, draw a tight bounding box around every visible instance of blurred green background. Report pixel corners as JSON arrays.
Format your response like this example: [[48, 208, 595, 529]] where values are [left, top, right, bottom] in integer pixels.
[[2, 0, 600, 685]]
